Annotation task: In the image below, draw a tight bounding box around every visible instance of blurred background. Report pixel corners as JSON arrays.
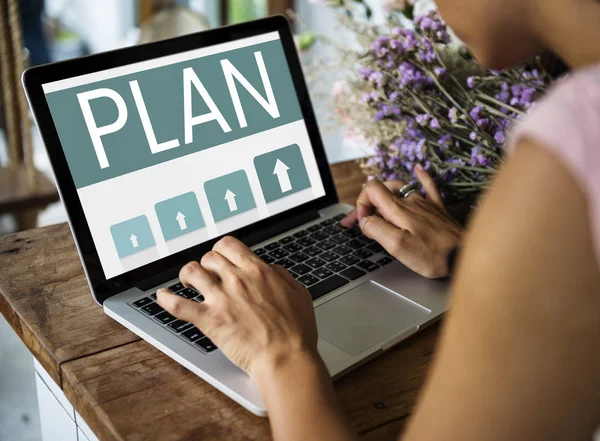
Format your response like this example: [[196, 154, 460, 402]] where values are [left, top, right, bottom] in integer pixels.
[[0, 1, 374, 440]]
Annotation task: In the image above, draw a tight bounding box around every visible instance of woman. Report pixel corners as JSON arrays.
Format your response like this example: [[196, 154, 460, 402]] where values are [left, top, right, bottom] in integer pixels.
[[158, 0, 600, 439]]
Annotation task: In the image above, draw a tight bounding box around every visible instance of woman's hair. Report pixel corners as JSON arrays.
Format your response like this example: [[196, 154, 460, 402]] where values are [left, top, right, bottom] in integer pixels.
[[542, 52, 570, 78]]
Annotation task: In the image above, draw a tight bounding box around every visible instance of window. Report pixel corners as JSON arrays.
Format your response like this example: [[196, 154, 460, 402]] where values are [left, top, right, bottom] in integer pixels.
[[140, 0, 293, 27]]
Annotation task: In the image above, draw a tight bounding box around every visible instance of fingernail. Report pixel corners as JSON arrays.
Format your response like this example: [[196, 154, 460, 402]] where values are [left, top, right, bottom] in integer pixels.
[[359, 217, 368, 229], [415, 164, 423, 172]]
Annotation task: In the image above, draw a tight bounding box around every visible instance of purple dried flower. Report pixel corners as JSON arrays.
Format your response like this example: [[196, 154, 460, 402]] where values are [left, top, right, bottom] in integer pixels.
[[467, 76, 478, 89], [494, 131, 506, 144], [416, 114, 430, 126], [434, 67, 447, 76], [430, 118, 441, 129], [469, 105, 484, 120], [470, 147, 489, 166]]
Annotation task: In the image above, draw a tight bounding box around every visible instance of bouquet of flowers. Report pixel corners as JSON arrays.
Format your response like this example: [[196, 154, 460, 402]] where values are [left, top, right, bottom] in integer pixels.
[[301, 0, 552, 205]]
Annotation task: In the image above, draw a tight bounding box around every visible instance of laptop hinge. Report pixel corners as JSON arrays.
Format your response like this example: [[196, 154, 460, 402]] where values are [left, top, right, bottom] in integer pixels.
[[136, 208, 321, 292]]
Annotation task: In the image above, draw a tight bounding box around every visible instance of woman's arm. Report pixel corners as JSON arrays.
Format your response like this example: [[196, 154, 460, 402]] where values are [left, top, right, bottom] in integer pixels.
[[402, 140, 600, 441]]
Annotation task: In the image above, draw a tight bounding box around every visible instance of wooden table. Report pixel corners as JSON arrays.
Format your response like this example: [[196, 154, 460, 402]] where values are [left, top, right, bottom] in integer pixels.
[[0, 161, 440, 441]]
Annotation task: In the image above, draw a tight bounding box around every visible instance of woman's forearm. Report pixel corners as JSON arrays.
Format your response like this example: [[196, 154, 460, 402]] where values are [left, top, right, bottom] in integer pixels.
[[254, 349, 358, 441]]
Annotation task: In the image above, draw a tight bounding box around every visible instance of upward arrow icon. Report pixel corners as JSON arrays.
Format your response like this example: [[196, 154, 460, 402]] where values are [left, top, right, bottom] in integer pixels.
[[176, 211, 187, 230], [130, 233, 139, 248], [225, 189, 238, 212], [273, 159, 292, 193]]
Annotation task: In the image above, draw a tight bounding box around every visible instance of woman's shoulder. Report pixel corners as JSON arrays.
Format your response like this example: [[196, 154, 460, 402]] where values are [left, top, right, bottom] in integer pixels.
[[508, 63, 600, 266]]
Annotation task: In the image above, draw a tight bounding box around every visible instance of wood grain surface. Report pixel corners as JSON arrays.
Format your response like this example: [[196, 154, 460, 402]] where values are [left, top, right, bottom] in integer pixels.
[[0, 160, 442, 441]]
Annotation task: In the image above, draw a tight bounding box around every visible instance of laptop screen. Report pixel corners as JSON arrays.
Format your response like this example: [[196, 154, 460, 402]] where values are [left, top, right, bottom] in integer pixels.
[[42, 31, 326, 279]]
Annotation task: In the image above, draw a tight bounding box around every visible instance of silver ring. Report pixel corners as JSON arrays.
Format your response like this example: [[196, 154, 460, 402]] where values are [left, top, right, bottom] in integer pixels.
[[399, 183, 419, 198]]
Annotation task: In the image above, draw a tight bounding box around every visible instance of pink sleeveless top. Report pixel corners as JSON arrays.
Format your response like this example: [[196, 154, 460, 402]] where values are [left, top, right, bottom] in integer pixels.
[[508, 64, 600, 267]]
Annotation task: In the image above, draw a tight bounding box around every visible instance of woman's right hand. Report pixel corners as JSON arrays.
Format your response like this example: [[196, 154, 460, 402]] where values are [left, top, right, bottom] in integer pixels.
[[342, 165, 463, 278]]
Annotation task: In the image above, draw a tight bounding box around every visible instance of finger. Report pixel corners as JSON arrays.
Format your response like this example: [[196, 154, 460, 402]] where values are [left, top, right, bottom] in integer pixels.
[[341, 209, 358, 228], [213, 236, 260, 268], [201, 250, 238, 281], [157, 289, 209, 326], [271, 264, 298, 288], [179, 261, 220, 299], [415, 164, 444, 208], [358, 216, 413, 261], [382, 180, 408, 193], [356, 180, 416, 230]]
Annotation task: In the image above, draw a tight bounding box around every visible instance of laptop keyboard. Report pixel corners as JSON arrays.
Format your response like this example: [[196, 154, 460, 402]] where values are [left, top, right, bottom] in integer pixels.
[[128, 213, 394, 354]]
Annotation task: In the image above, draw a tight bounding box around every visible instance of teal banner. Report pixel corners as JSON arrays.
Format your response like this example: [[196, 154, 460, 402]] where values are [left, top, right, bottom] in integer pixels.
[[45, 39, 303, 189]]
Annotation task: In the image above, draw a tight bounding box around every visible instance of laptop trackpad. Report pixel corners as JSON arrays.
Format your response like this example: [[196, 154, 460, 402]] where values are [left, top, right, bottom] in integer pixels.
[[315, 281, 431, 356]]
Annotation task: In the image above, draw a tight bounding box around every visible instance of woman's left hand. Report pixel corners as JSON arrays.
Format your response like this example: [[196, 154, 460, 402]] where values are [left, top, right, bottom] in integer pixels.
[[156, 236, 321, 383]]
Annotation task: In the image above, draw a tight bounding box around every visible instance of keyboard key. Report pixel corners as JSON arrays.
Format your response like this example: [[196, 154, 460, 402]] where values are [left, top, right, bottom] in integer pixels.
[[154, 311, 177, 325], [181, 326, 204, 342], [265, 243, 281, 251], [151, 293, 157, 300], [293, 230, 309, 238], [279, 236, 295, 245], [320, 219, 336, 227], [297, 274, 320, 287], [269, 248, 289, 260], [303, 246, 321, 257], [254, 248, 266, 256], [367, 242, 384, 253], [169, 282, 184, 292], [275, 258, 295, 270], [377, 256, 394, 266], [141, 302, 164, 316], [342, 227, 362, 239], [193, 295, 205, 303], [311, 231, 329, 241], [307, 224, 321, 233], [289, 252, 310, 263], [132, 297, 153, 308], [340, 255, 360, 266], [290, 264, 312, 275], [178, 288, 198, 299], [332, 245, 352, 256], [313, 267, 333, 279], [261, 254, 276, 264], [347, 239, 367, 250], [326, 261, 347, 272], [319, 251, 339, 262], [195, 337, 218, 352], [289, 272, 299, 279], [330, 234, 349, 244], [283, 242, 303, 253], [333, 213, 346, 221], [354, 249, 374, 260], [168, 320, 194, 333], [297, 237, 316, 247], [316, 240, 336, 251], [308, 275, 349, 300], [357, 260, 380, 272], [306, 257, 326, 269], [324, 225, 343, 236], [340, 267, 367, 281]]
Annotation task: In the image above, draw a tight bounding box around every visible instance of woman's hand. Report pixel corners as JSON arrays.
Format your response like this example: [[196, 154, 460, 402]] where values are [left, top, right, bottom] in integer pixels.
[[156, 236, 320, 383], [342, 165, 463, 278]]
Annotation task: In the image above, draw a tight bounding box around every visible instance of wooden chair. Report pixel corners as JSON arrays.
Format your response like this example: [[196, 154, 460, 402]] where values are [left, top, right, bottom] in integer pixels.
[[0, 0, 59, 231]]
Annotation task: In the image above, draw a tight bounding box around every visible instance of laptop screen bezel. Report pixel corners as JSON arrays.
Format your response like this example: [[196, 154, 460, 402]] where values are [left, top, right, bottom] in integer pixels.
[[22, 15, 339, 305]]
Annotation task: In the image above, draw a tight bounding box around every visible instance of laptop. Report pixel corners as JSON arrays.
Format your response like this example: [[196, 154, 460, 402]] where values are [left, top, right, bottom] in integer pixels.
[[22, 16, 448, 416]]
